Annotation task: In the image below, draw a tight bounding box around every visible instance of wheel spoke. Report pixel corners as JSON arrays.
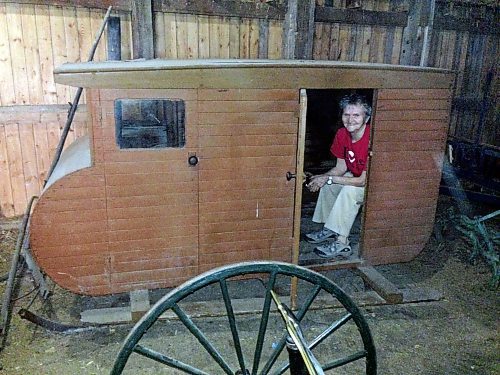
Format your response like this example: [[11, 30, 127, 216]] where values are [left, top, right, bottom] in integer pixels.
[[172, 303, 234, 374], [272, 313, 353, 374], [133, 344, 210, 375], [220, 279, 247, 374], [309, 313, 352, 350], [323, 350, 368, 370], [260, 284, 322, 374], [251, 271, 277, 375]]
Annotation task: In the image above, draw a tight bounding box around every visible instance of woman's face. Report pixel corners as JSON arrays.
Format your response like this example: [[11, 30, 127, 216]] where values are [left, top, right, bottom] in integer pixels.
[[342, 104, 369, 135]]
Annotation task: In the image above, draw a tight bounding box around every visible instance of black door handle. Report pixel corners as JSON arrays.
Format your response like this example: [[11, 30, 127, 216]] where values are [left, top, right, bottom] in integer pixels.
[[286, 172, 296, 181], [188, 155, 199, 166]]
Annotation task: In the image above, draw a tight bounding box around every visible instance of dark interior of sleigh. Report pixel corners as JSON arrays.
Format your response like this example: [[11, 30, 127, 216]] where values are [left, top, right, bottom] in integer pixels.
[[299, 89, 374, 266]]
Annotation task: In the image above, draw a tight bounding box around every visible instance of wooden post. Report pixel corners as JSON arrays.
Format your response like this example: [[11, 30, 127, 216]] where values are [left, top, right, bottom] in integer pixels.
[[107, 16, 121, 60], [282, 0, 315, 59], [131, 0, 154, 59], [400, 0, 425, 66], [420, 0, 435, 66]]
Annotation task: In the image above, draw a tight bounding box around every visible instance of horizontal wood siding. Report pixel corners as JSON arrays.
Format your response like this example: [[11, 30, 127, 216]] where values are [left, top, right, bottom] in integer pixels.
[[100, 89, 199, 293], [29, 168, 110, 295], [0, 106, 88, 217], [197, 88, 299, 271], [362, 88, 452, 264]]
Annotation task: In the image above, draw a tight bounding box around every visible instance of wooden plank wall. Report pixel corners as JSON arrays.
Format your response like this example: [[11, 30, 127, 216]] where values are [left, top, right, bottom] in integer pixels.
[[153, 12, 283, 59], [0, 105, 88, 217], [1, 0, 498, 218], [312, 0, 403, 64], [429, 2, 499, 146], [0, 3, 132, 106]]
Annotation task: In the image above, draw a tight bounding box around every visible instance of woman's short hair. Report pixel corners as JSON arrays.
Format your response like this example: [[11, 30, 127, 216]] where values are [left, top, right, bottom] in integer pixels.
[[339, 94, 372, 119]]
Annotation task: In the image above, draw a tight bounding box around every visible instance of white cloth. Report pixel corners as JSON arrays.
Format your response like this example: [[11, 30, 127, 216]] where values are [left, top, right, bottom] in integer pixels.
[[312, 176, 365, 237]]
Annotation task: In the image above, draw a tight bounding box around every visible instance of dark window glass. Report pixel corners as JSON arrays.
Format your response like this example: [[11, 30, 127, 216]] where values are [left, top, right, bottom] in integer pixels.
[[115, 99, 185, 149]]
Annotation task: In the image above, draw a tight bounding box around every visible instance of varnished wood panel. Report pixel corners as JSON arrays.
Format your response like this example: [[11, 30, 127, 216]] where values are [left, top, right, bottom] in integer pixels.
[[361, 87, 452, 265]]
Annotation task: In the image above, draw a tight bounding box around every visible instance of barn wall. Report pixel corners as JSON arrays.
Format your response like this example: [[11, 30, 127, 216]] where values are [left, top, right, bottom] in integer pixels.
[[0, 0, 497, 218], [0, 105, 88, 217]]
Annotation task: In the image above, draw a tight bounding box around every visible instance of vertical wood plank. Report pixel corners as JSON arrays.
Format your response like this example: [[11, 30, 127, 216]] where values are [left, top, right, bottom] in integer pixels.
[[120, 11, 132, 60], [164, 13, 177, 58], [320, 23, 331, 60], [76, 7, 92, 62], [35, 5, 57, 104], [49, 5, 68, 103], [0, 125, 15, 217], [186, 14, 199, 59], [6, 3, 30, 104], [89, 8, 108, 61], [391, 27, 403, 64], [131, 0, 153, 59], [312, 22, 323, 60], [239, 17, 250, 58], [33, 118, 50, 187], [21, 4, 44, 105], [268, 19, 282, 59], [4, 123, 27, 216], [228, 17, 240, 58], [19, 123, 41, 197], [338, 23, 350, 61], [153, 11, 165, 58], [198, 15, 210, 58], [258, 18, 269, 59], [248, 18, 259, 59], [63, 6, 80, 63], [328, 22, 340, 60], [210, 15, 222, 57], [175, 13, 188, 59], [219, 16, 230, 58], [0, 4, 16, 105]]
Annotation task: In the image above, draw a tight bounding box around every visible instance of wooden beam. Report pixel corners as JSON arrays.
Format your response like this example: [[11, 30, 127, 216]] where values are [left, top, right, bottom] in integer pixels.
[[153, 0, 286, 20], [131, 0, 154, 59], [281, 0, 297, 59], [0, 0, 132, 11], [295, 0, 315, 60], [283, 0, 315, 60], [356, 266, 403, 304], [107, 16, 122, 60], [399, 0, 425, 66], [434, 14, 500, 35], [315, 6, 408, 27]]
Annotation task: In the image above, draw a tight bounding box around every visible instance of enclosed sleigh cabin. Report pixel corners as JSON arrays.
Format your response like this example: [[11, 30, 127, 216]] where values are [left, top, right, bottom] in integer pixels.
[[29, 60, 454, 296]]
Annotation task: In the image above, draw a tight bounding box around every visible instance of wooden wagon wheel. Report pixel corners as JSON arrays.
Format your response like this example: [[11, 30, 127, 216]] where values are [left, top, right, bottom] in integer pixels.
[[111, 261, 376, 374]]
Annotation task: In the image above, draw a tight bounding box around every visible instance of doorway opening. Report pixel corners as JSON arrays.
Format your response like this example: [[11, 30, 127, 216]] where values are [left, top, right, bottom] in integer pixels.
[[298, 89, 374, 267]]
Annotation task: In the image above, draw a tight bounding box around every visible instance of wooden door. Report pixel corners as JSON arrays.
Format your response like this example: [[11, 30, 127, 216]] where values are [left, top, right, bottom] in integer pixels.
[[100, 89, 200, 292], [197, 88, 300, 273]]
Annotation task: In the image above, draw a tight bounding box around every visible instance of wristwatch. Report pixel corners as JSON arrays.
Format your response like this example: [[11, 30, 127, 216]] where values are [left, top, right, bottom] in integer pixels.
[[326, 176, 333, 185]]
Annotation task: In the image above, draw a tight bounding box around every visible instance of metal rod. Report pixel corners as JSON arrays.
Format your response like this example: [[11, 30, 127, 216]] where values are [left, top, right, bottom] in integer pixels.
[[261, 284, 322, 373], [0, 196, 37, 349], [44, 6, 113, 187]]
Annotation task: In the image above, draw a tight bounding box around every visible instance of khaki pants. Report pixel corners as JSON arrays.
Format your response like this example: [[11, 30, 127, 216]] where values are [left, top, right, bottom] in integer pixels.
[[312, 177, 365, 237]]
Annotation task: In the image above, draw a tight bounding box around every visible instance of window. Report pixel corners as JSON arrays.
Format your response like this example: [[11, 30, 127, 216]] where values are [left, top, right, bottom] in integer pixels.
[[115, 99, 186, 149]]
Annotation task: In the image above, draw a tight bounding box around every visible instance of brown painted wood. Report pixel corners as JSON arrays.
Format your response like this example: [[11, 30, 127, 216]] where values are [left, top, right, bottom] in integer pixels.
[[29, 63, 454, 296]]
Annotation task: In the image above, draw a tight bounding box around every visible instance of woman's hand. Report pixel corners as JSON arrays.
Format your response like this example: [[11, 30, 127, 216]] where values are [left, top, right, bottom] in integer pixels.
[[306, 174, 330, 192]]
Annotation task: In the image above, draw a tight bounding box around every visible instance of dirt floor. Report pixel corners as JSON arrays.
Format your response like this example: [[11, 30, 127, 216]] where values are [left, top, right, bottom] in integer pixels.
[[0, 196, 498, 374]]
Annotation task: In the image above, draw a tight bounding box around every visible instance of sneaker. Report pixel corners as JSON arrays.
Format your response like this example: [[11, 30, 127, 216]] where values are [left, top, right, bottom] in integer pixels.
[[305, 228, 336, 244], [314, 240, 352, 259]]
